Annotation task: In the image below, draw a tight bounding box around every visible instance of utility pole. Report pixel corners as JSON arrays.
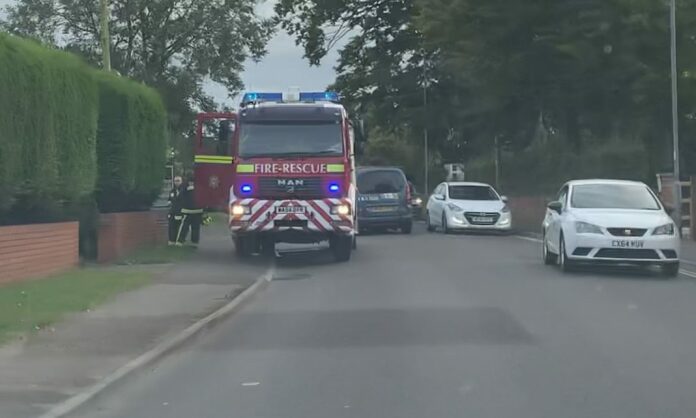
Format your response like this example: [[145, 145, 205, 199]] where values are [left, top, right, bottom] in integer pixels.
[[670, 0, 681, 233], [494, 136, 501, 190], [423, 56, 429, 194], [100, 0, 111, 71]]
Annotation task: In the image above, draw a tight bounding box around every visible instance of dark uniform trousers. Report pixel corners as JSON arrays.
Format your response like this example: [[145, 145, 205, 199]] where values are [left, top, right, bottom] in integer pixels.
[[179, 209, 203, 244], [168, 213, 183, 243], [177, 184, 203, 245], [168, 186, 183, 244]]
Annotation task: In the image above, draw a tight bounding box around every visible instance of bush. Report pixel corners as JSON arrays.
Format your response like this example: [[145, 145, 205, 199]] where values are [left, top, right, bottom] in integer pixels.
[[0, 34, 98, 224], [467, 139, 651, 196], [94, 73, 167, 213]]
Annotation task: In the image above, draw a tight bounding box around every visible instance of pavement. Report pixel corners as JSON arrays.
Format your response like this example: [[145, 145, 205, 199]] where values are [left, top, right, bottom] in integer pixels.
[[0, 224, 269, 418], [53, 224, 696, 418]]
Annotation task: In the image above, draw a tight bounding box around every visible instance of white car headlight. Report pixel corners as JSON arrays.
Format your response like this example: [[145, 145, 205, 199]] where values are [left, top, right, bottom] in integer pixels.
[[447, 203, 464, 212], [575, 221, 603, 234], [331, 204, 351, 215], [230, 204, 250, 216], [653, 223, 675, 236]]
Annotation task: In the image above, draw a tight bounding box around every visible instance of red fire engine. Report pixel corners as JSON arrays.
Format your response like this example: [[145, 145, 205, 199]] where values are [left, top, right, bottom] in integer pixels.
[[193, 91, 357, 261]]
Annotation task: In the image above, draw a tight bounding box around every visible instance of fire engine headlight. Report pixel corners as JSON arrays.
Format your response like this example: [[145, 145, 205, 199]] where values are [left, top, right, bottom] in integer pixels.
[[231, 204, 251, 216], [331, 204, 351, 216]]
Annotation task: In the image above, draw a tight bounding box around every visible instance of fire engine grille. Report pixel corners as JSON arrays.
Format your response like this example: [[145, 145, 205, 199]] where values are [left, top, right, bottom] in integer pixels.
[[257, 178, 324, 199]]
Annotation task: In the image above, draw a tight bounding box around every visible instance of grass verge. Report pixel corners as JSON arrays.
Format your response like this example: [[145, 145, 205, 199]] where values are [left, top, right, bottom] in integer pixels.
[[0, 269, 151, 344]]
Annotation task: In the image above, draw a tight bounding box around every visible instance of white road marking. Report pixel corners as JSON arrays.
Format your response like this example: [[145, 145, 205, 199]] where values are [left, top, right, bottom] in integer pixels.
[[514, 235, 542, 243], [242, 382, 260, 387], [680, 269, 696, 279]]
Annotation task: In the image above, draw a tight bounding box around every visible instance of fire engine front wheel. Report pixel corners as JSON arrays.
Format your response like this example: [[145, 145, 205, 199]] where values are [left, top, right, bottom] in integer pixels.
[[330, 235, 353, 262], [234, 236, 254, 257]]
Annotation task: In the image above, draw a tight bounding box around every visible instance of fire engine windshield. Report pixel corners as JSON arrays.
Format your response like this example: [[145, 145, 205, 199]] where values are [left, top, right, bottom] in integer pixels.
[[239, 121, 343, 158]]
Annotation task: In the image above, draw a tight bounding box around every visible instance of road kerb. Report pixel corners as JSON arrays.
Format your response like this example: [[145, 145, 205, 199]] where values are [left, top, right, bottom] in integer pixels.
[[36, 265, 275, 418]]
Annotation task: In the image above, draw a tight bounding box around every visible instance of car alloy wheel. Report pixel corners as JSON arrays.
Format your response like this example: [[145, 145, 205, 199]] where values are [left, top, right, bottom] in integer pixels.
[[542, 234, 557, 265], [442, 213, 449, 234], [426, 211, 435, 232], [559, 235, 574, 272]]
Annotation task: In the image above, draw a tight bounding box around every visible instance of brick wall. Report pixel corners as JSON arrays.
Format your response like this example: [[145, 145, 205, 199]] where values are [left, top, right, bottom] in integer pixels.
[[97, 210, 168, 263], [508, 196, 549, 233], [0, 222, 78, 285]]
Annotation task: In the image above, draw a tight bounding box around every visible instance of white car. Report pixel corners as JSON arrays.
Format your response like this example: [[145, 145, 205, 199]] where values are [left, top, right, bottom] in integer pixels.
[[542, 179, 680, 276], [426, 182, 512, 233]]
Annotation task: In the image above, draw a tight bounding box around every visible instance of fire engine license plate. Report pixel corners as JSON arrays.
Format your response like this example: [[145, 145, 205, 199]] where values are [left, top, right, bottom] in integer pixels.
[[369, 206, 395, 213], [276, 206, 306, 214], [612, 240, 644, 248], [472, 216, 493, 223]]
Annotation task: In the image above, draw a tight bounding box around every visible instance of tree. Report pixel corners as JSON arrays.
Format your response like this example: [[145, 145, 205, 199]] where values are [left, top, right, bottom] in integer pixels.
[[275, 0, 471, 166], [3, 0, 274, 136]]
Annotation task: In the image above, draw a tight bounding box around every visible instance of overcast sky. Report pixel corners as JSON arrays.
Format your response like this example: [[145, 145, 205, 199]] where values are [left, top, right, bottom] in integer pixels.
[[0, 0, 342, 108]]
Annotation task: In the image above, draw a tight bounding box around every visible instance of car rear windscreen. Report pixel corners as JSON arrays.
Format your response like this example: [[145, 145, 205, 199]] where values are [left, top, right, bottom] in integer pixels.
[[358, 170, 406, 194], [448, 185, 498, 200]]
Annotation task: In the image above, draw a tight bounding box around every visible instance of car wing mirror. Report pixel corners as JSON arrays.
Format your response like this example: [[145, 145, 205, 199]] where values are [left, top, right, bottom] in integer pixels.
[[547, 201, 563, 214], [501, 195, 509, 203], [434, 194, 445, 201]]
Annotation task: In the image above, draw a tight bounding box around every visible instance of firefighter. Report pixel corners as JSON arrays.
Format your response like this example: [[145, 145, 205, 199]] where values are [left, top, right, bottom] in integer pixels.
[[178, 176, 203, 247], [167, 176, 184, 246]]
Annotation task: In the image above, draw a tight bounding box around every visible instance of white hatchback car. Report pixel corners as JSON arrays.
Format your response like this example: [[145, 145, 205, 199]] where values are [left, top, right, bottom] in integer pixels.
[[426, 182, 512, 233], [542, 179, 680, 276]]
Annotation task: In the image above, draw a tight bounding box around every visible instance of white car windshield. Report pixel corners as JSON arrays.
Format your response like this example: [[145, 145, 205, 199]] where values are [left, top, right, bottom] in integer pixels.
[[448, 185, 498, 201], [571, 184, 660, 210]]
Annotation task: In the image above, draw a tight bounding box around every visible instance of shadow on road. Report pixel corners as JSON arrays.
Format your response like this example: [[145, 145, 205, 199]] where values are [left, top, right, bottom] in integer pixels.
[[561, 264, 679, 282]]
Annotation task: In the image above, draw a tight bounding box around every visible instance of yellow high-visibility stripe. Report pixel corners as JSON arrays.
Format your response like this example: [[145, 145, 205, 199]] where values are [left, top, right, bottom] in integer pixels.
[[195, 155, 234, 164], [195, 155, 233, 161], [195, 160, 232, 164], [327, 164, 345, 173], [236, 164, 255, 173]]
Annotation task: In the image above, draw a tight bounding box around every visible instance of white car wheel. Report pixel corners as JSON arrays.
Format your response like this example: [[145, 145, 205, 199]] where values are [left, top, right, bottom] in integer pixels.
[[542, 233, 557, 265], [558, 235, 574, 272], [426, 211, 435, 232]]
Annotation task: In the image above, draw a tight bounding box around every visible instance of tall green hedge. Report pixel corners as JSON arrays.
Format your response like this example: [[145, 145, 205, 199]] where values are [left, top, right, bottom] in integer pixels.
[[466, 139, 651, 197], [0, 32, 168, 227], [0, 33, 98, 223], [94, 73, 167, 213]]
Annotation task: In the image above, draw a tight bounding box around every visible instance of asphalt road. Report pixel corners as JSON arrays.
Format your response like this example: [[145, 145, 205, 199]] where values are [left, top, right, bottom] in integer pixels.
[[72, 225, 696, 418]]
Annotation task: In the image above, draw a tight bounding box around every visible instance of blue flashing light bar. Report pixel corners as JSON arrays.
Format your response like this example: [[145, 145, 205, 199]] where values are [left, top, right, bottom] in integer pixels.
[[242, 92, 283, 103], [300, 91, 340, 102], [240, 91, 340, 105]]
